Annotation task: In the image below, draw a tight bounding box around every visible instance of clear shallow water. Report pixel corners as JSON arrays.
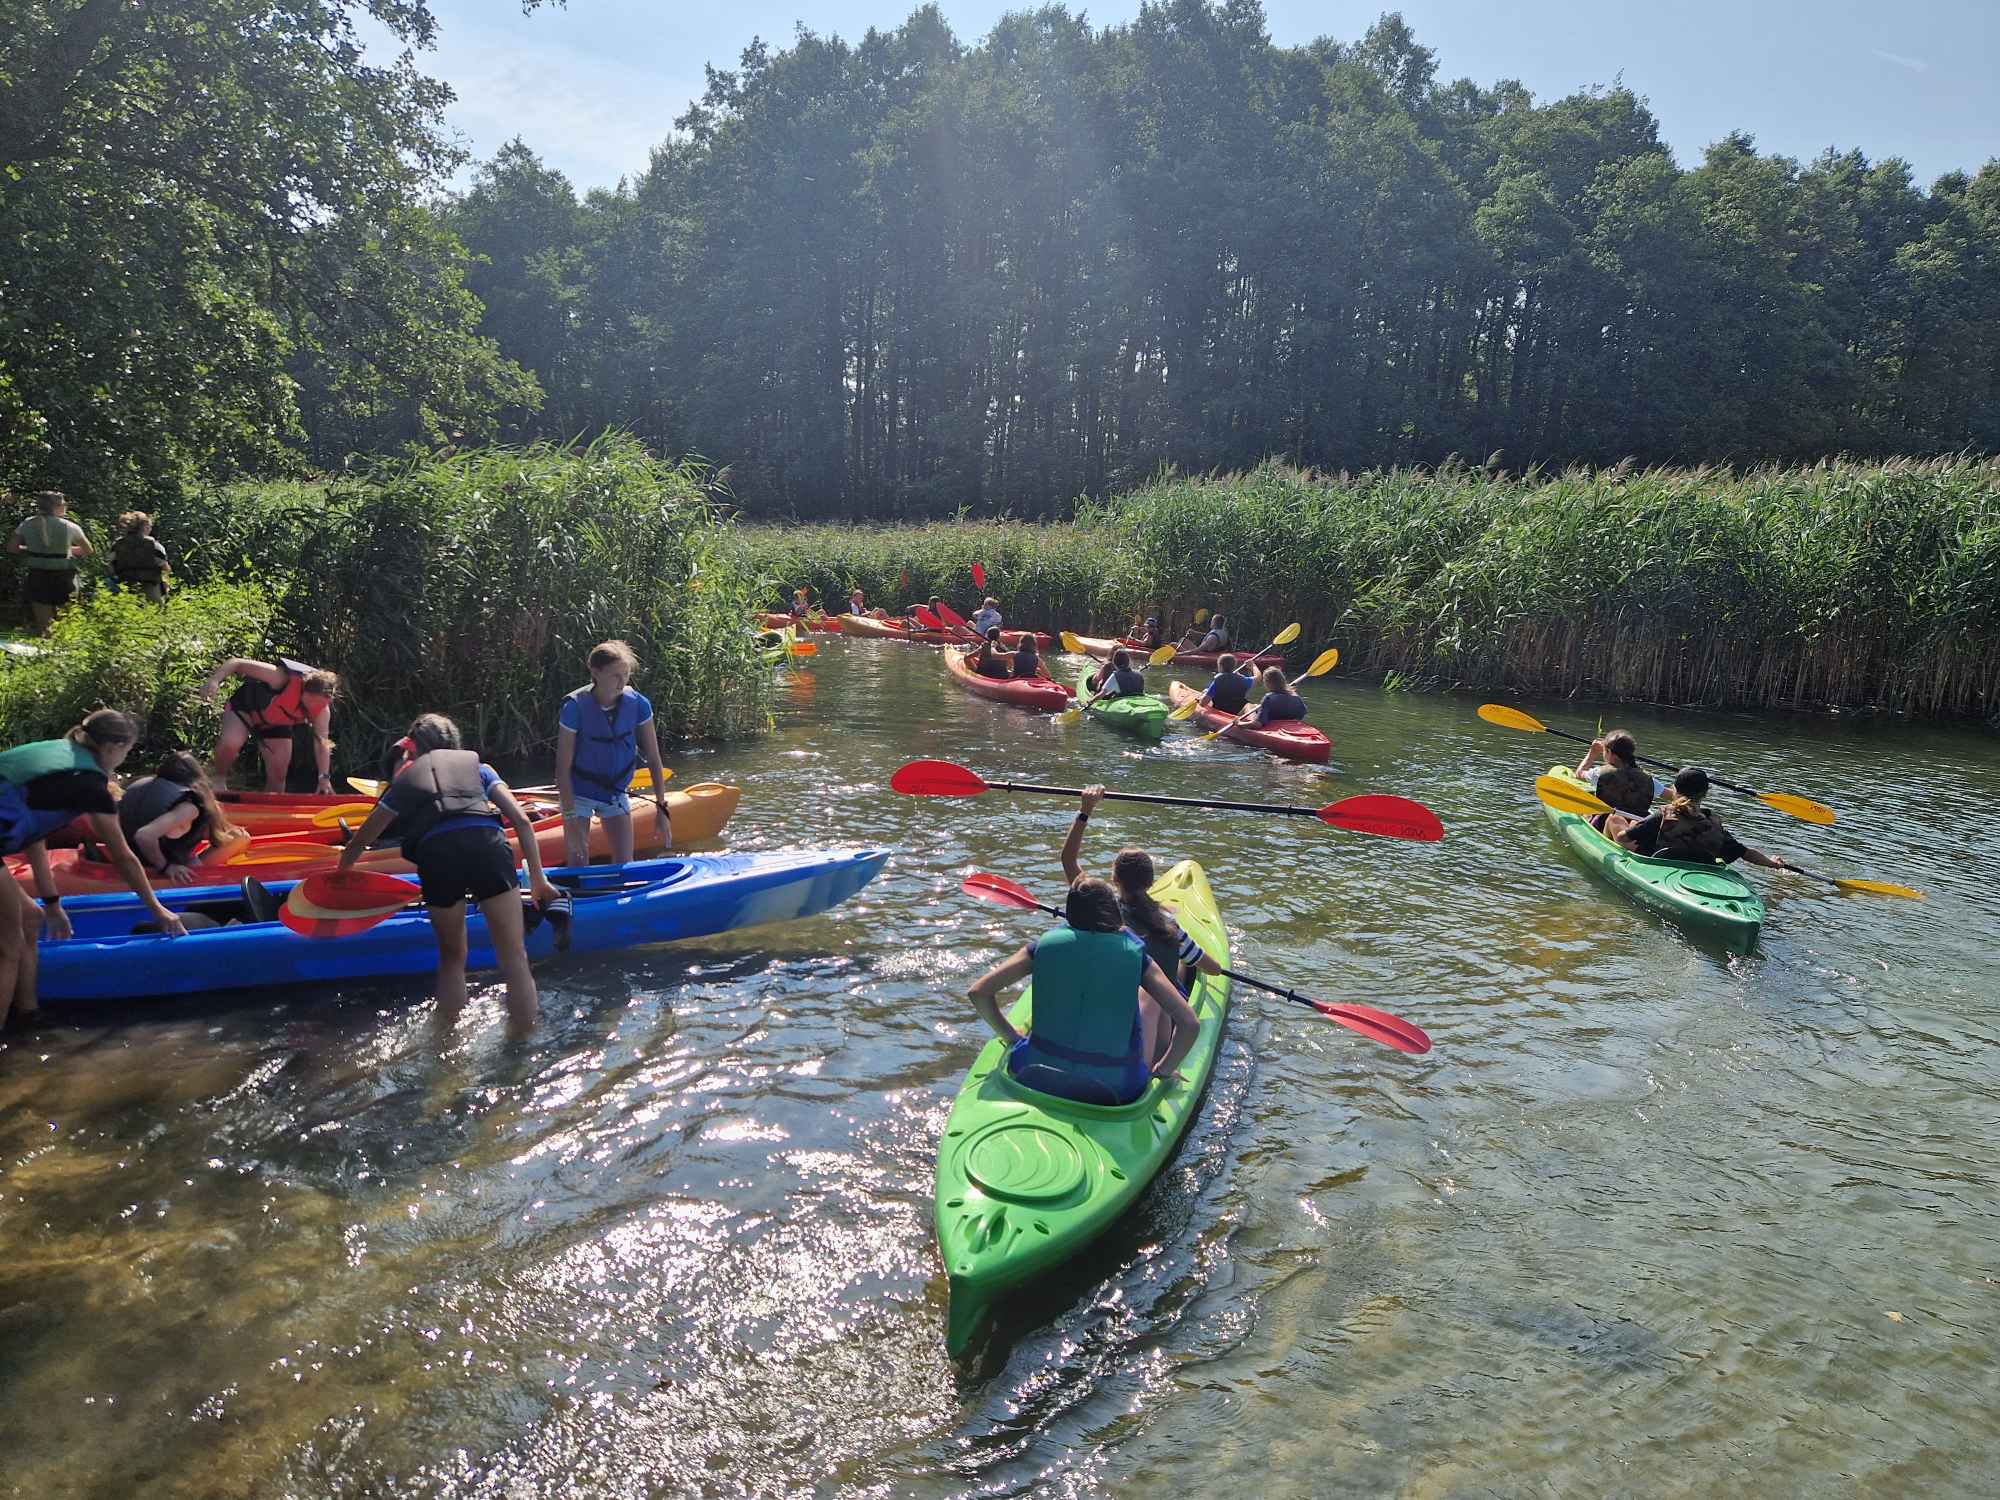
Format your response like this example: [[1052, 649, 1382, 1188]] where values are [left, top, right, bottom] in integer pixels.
[[3, 640, 1998, 1498]]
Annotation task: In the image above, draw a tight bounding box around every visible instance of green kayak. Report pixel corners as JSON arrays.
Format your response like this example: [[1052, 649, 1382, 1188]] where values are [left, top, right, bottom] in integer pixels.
[[1072, 661, 1169, 742], [1540, 765, 1764, 952], [936, 860, 1231, 1357]]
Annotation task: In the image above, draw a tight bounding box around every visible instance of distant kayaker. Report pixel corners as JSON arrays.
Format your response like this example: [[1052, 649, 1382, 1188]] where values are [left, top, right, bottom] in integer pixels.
[[555, 639, 671, 866], [7, 490, 91, 636], [1087, 648, 1147, 699], [1063, 785, 1222, 997], [2, 710, 189, 1029], [1009, 633, 1044, 680], [202, 656, 340, 793], [1131, 616, 1165, 650], [1198, 654, 1255, 714], [969, 597, 1003, 635], [1618, 768, 1790, 872], [1575, 730, 1656, 833], [338, 714, 563, 1036], [967, 874, 1201, 1104], [1180, 612, 1227, 653], [1247, 666, 1307, 727], [110, 512, 172, 602], [966, 627, 1012, 679], [791, 586, 812, 616], [119, 751, 247, 884]]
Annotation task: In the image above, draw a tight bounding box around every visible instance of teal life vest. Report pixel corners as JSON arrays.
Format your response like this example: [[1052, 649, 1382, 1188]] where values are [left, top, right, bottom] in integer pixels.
[[1010, 925, 1149, 1104], [0, 738, 108, 854]]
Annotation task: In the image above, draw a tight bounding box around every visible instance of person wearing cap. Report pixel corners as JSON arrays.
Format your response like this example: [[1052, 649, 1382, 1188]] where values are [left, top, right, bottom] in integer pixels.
[[1130, 615, 1165, 650], [1617, 767, 1790, 870]]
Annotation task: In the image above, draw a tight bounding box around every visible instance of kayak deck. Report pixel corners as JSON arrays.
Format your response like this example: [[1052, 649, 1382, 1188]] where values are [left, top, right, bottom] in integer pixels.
[[1539, 765, 1764, 951], [936, 860, 1231, 1357], [1072, 662, 1169, 742], [1163, 680, 1331, 763]]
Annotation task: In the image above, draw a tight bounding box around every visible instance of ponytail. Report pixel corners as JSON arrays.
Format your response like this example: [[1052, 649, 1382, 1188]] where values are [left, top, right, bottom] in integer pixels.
[[1111, 848, 1171, 939], [71, 708, 138, 752]]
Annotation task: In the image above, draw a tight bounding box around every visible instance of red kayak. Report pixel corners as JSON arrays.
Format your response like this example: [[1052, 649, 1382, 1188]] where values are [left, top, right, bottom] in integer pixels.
[[1071, 633, 1280, 668], [943, 646, 1076, 712], [757, 612, 845, 634], [1166, 681, 1331, 763]]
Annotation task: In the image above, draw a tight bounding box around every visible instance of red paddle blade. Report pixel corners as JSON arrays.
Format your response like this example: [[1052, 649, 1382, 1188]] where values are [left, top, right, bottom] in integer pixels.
[[971, 563, 987, 589], [938, 602, 970, 630], [281, 870, 419, 939], [961, 872, 1044, 911], [889, 760, 989, 797], [1316, 1001, 1432, 1054], [913, 606, 942, 628], [1319, 794, 1445, 842]]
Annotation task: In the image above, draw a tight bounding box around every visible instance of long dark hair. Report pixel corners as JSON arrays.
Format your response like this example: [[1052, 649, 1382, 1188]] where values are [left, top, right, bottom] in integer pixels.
[[1111, 848, 1173, 940], [154, 749, 240, 848], [1065, 876, 1123, 932]]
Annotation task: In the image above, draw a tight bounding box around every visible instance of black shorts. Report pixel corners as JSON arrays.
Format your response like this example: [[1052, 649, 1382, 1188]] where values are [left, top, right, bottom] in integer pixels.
[[22, 569, 74, 606], [227, 708, 299, 742], [412, 825, 517, 908]]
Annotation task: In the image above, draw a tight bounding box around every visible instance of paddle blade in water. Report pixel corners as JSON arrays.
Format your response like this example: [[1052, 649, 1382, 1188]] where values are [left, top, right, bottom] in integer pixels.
[[1835, 877, 1924, 899], [1533, 773, 1611, 820], [1478, 703, 1548, 733], [961, 872, 1046, 912], [1315, 1000, 1432, 1054], [1758, 790, 1836, 825], [1319, 795, 1445, 842], [971, 563, 986, 589], [889, 760, 989, 797]]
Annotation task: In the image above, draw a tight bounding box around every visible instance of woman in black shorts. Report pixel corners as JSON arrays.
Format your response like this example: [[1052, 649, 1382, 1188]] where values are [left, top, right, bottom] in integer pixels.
[[335, 714, 561, 1035]]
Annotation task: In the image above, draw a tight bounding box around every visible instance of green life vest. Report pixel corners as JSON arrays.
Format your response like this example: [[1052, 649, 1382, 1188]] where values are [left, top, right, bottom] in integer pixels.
[[18, 515, 77, 570]]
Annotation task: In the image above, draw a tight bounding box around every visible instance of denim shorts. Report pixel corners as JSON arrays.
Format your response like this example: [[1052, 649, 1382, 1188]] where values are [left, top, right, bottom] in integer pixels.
[[564, 790, 630, 821]]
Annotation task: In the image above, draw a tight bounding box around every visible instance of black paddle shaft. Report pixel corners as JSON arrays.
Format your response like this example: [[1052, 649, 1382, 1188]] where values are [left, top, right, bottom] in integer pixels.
[[1531, 722, 1764, 798], [983, 778, 1326, 819]]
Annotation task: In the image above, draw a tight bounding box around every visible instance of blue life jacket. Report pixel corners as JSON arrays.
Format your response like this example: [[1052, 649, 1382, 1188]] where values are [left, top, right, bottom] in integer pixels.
[[1257, 689, 1307, 723], [1206, 671, 1250, 713], [565, 686, 643, 801], [1011, 646, 1041, 679], [0, 739, 108, 855], [1107, 667, 1146, 697], [1009, 926, 1149, 1105]]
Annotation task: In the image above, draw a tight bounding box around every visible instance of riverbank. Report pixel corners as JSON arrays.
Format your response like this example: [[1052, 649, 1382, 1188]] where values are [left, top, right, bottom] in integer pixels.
[[736, 456, 2000, 721]]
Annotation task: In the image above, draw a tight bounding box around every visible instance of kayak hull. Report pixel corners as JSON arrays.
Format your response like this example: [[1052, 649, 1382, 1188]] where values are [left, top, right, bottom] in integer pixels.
[[13, 784, 743, 896], [34, 848, 889, 1002], [1072, 662, 1168, 742], [1539, 765, 1763, 952], [1164, 681, 1331, 763], [936, 860, 1231, 1357], [943, 646, 1075, 712], [835, 613, 912, 639], [758, 612, 844, 634]]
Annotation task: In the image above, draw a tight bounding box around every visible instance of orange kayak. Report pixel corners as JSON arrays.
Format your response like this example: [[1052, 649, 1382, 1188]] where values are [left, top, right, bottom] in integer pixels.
[[13, 783, 742, 897]]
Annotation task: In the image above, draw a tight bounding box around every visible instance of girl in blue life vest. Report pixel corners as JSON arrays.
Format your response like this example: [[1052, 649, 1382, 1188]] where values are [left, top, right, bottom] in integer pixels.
[[118, 750, 247, 885], [1, 710, 188, 1030], [337, 714, 563, 1036], [1249, 666, 1307, 726], [1199, 653, 1254, 714], [555, 639, 671, 866], [202, 656, 340, 793], [966, 877, 1201, 1106], [1009, 632, 1043, 680]]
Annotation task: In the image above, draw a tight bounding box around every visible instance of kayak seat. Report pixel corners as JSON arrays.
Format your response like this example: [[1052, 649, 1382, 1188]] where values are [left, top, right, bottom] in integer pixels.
[[1005, 1057, 1130, 1107], [240, 877, 280, 925]]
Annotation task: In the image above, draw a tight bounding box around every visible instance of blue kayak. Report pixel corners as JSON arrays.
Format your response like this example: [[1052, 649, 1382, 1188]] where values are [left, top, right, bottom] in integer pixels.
[[36, 849, 889, 1003]]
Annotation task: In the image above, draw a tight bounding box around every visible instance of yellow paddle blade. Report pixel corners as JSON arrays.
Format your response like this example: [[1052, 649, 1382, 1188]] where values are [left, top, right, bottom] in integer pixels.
[[1200, 717, 1238, 743], [1192, 608, 1208, 625], [1478, 703, 1548, 733], [1167, 697, 1203, 721], [308, 801, 382, 828], [345, 776, 385, 797], [1758, 790, 1835, 825], [1299, 647, 1339, 678], [1534, 773, 1612, 820], [628, 767, 672, 791], [1060, 629, 1086, 655], [1148, 644, 1177, 666], [1273, 622, 1301, 646], [1833, 876, 1923, 900], [1056, 705, 1084, 725]]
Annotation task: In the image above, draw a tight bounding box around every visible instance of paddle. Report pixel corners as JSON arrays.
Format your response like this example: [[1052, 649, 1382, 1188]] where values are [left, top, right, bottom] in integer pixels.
[[1530, 776, 1921, 899], [1481, 704, 1836, 826], [1168, 623, 1303, 720], [280, 868, 420, 938], [1199, 647, 1340, 743], [1056, 642, 1179, 725], [960, 873, 1431, 1054], [971, 562, 987, 590], [892, 759, 1445, 840], [935, 600, 982, 643]]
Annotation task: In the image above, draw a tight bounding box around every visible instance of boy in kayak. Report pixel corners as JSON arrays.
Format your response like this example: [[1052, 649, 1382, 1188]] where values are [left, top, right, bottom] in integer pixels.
[[555, 639, 671, 866], [1063, 785, 1222, 997], [110, 512, 172, 602], [1198, 654, 1255, 714], [7, 490, 91, 636], [1617, 768, 1791, 872], [119, 750, 247, 884], [2, 710, 188, 1029], [1574, 730, 1656, 834], [1086, 648, 1147, 699], [1131, 616, 1165, 650], [202, 656, 340, 793], [969, 597, 1003, 635], [337, 714, 562, 1036], [966, 875, 1200, 1105]]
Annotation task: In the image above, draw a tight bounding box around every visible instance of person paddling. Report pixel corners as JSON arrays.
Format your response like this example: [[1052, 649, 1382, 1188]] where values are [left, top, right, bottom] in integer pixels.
[[1180, 611, 1228, 653], [969, 597, 1003, 636], [1063, 785, 1222, 997], [1086, 648, 1147, 699], [1618, 767, 1790, 872], [1234, 665, 1307, 730], [965, 626, 1013, 679], [2, 711, 188, 1029], [1009, 631, 1044, 680], [119, 751, 246, 884], [110, 512, 172, 603], [1575, 730, 1655, 834], [1130, 615, 1165, 651], [7, 491, 91, 636], [202, 656, 340, 793], [966, 875, 1200, 1104], [555, 639, 670, 866], [1198, 653, 1255, 715], [338, 715, 562, 1036]]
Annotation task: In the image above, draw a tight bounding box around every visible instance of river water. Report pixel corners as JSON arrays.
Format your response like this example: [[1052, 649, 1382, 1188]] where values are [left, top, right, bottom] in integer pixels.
[[3, 638, 1997, 1498]]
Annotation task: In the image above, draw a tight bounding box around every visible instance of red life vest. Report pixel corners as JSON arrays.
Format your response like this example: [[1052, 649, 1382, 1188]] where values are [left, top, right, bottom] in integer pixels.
[[228, 658, 320, 730]]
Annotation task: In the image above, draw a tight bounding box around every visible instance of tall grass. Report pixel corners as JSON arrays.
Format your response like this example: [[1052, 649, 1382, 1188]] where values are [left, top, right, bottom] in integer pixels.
[[736, 457, 2000, 718]]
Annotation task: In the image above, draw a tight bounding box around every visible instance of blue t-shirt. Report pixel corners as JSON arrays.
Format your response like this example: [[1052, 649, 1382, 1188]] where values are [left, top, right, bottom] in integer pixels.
[[970, 608, 1002, 634], [417, 763, 506, 850]]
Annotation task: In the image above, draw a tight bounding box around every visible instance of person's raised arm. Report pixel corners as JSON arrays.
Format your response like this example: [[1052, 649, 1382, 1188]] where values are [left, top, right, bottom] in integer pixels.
[[968, 945, 1035, 1046], [1061, 785, 1103, 883], [1575, 737, 1606, 778]]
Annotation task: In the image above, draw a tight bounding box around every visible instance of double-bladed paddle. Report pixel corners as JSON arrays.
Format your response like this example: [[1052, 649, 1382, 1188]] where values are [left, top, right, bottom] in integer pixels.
[[960, 872, 1432, 1054], [1168, 623, 1303, 721], [1530, 775, 1921, 899], [1055, 639, 1178, 726], [1482, 704, 1836, 825], [1199, 647, 1341, 742], [891, 759, 1445, 840]]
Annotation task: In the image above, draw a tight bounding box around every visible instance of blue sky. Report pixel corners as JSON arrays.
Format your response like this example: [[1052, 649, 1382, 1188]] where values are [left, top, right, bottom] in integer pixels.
[[375, 0, 1997, 192]]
